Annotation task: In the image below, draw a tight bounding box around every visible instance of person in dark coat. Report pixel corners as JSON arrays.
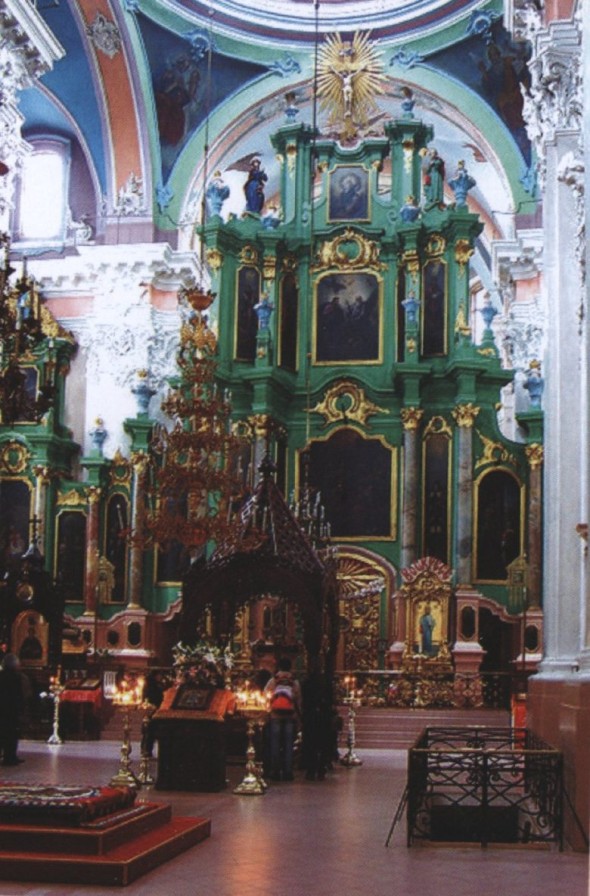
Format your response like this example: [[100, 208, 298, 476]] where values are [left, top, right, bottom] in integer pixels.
[[301, 670, 332, 781], [0, 653, 25, 765]]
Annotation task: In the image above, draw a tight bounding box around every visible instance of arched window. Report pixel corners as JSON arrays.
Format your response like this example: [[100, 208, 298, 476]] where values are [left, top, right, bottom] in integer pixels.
[[16, 137, 71, 243]]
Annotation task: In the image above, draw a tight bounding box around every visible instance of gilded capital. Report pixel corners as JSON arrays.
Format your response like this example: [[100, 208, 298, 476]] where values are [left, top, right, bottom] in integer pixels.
[[286, 143, 297, 175], [452, 403, 480, 428], [248, 413, 273, 440], [401, 249, 420, 276], [206, 248, 223, 272], [525, 443, 544, 470], [400, 407, 424, 431], [87, 486, 102, 505], [454, 239, 474, 274], [131, 451, 150, 476], [263, 255, 277, 283], [32, 464, 52, 484]]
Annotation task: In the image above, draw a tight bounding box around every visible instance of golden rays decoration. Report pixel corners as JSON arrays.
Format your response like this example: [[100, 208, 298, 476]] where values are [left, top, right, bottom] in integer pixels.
[[317, 31, 387, 141]]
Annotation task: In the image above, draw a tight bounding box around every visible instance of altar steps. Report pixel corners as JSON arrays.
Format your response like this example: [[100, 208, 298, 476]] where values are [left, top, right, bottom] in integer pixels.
[[351, 706, 511, 749], [0, 801, 210, 886]]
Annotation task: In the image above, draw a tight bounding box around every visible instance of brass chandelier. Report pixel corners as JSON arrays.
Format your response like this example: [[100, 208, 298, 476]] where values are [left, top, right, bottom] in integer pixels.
[[0, 233, 54, 425]]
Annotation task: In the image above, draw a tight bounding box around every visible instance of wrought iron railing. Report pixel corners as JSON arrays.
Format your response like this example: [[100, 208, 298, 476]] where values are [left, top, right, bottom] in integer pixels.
[[406, 726, 563, 848]]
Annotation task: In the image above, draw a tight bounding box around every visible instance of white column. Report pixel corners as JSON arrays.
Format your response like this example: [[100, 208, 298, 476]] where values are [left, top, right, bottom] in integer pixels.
[[522, 14, 586, 675]]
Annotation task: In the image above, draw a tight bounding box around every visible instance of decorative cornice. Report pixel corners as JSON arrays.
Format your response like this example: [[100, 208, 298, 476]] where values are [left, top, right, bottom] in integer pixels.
[[0, 0, 65, 78], [520, 16, 582, 189]]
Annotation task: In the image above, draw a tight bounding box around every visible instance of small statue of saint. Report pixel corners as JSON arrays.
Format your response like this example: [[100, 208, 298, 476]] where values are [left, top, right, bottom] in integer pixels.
[[254, 294, 274, 331], [243, 158, 268, 214]]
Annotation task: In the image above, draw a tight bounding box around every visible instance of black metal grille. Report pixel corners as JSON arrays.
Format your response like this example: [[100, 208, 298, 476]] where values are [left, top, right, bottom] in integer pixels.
[[407, 726, 563, 848]]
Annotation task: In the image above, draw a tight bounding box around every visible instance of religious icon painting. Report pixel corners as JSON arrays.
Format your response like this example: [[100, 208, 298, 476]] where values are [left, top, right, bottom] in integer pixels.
[[328, 165, 370, 221], [55, 510, 87, 603], [421, 259, 447, 356], [315, 271, 381, 363], [235, 265, 261, 362], [303, 430, 395, 539]]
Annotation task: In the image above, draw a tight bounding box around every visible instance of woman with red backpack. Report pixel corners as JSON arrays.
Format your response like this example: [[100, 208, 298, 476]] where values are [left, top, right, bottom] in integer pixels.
[[264, 657, 301, 781]]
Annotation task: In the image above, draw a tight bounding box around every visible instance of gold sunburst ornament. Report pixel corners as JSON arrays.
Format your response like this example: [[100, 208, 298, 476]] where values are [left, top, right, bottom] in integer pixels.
[[317, 31, 387, 141]]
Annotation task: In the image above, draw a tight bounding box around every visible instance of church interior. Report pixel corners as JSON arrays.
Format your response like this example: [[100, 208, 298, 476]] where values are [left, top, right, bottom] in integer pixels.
[[0, 0, 588, 885]]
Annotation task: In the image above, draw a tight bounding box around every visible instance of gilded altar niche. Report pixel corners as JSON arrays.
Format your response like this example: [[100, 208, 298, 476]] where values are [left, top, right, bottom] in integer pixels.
[[397, 556, 453, 673], [335, 552, 388, 671]]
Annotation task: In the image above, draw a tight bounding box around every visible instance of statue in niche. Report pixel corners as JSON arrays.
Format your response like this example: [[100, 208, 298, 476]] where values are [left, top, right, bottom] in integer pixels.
[[421, 147, 445, 208], [243, 158, 268, 214]]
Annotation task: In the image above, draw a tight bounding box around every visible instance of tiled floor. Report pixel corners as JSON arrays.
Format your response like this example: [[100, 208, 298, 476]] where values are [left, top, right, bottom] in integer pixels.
[[0, 740, 587, 896]]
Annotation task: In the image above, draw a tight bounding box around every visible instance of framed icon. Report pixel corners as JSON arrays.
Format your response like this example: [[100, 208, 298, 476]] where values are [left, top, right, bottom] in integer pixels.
[[328, 165, 369, 221]]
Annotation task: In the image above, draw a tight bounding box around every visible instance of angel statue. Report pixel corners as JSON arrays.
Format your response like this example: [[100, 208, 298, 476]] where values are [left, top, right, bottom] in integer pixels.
[[317, 31, 388, 141]]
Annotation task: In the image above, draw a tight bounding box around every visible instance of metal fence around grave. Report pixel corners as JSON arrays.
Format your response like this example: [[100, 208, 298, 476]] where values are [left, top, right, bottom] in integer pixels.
[[406, 726, 563, 848]]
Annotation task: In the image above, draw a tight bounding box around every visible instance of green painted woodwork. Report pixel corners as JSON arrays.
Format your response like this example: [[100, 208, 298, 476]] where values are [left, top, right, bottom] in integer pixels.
[[199, 110, 539, 610]]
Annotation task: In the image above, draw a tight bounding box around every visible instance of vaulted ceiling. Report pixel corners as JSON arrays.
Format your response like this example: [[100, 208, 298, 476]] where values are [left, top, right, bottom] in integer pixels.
[[18, 0, 536, 288]]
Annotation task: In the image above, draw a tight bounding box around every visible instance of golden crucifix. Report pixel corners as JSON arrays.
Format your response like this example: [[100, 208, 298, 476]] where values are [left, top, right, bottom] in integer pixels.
[[317, 31, 387, 141]]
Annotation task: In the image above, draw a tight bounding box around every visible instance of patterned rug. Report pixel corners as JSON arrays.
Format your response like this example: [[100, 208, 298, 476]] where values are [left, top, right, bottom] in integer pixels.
[[0, 783, 136, 826]]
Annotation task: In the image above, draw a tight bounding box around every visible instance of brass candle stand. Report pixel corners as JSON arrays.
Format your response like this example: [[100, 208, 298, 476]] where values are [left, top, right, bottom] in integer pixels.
[[233, 689, 270, 796], [47, 674, 65, 746], [109, 676, 144, 789], [340, 677, 363, 768]]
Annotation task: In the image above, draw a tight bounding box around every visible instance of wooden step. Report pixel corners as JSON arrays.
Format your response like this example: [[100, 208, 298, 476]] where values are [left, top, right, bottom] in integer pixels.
[[0, 816, 211, 887]]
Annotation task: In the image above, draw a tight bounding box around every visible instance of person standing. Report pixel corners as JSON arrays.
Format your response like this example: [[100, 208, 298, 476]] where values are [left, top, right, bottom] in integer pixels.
[[264, 657, 301, 781], [0, 653, 26, 765], [301, 670, 332, 781]]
